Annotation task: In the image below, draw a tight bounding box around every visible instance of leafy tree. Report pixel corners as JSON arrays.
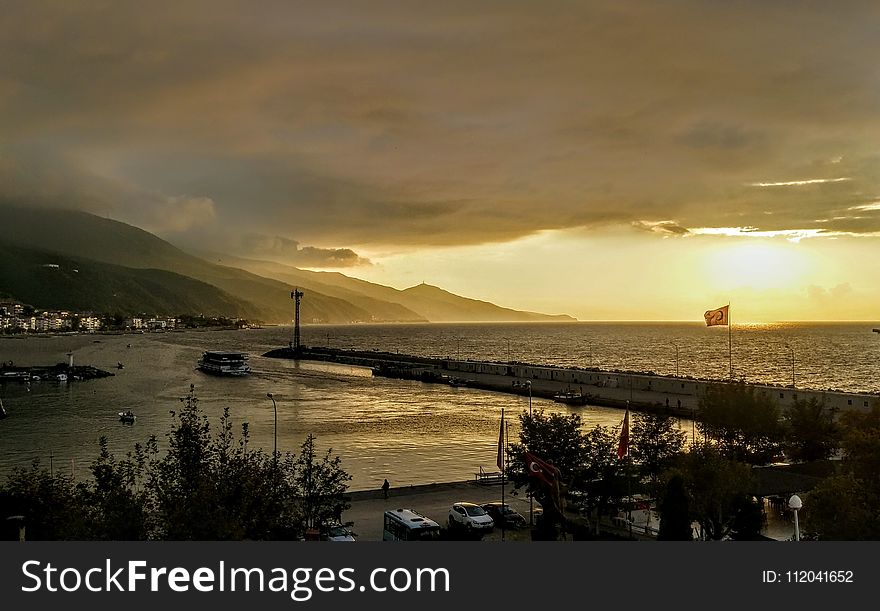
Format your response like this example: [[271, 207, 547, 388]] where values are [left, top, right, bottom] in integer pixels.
[[657, 473, 691, 541], [511, 410, 587, 478], [0, 461, 86, 540], [291, 433, 352, 530], [783, 397, 839, 462], [678, 442, 754, 540], [805, 404, 880, 540], [631, 412, 686, 487], [698, 383, 783, 464], [81, 437, 149, 540]]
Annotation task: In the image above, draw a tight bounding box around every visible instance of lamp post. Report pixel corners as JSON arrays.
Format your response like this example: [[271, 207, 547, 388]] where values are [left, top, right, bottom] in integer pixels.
[[525, 379, 534, 525], [266, 393, 278, 468], [789, 494, 802, 541], [671, 343, 679, 377], [784, 344, 795, 388]]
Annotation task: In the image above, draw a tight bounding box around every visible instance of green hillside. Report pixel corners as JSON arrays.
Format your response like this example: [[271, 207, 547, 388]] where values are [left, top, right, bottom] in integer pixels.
[[0, 242, 254, 317], [0, 206, 377, 323], [0, 205, 576, 323]]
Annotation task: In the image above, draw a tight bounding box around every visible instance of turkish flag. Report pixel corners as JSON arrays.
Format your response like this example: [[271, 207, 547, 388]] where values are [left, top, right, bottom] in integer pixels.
[[496, 409, 505, 471], [524, 451, 560, 487], [617, 409, 630, 460]]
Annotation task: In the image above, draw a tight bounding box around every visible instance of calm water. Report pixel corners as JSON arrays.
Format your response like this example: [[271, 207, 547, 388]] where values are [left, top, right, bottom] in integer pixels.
[[0, 322, 877, 490]]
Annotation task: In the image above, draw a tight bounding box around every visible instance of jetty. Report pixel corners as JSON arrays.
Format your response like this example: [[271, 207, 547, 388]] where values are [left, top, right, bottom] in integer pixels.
[[0, 362, 114, 383], [264, 346, 877, 416]]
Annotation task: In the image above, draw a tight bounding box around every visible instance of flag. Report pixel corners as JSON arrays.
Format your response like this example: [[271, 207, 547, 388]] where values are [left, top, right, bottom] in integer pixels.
[[496, 409, 505, 471], [617, 409, 630, 460], [523, 451, 564, 513], [704, 305, 729, 326], [523, 451, 560, 488]]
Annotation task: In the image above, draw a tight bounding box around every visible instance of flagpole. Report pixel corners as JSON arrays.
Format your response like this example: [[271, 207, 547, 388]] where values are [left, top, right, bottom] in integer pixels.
[[728, 303, 732, 380], [501, 408, 505, 542]]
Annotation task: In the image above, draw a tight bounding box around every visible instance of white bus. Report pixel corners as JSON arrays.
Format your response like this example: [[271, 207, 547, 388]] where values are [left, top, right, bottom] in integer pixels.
[[383, 508, 441, 541]]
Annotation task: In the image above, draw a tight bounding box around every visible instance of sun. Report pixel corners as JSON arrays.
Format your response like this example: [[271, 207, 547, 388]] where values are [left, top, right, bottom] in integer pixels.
[[705, 240, 808, 290]]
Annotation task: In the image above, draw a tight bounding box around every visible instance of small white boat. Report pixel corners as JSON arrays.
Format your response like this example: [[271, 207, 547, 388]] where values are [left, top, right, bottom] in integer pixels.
[[118, 410, 136, 424], [56, 373, 68, 382], [0, 398, 7, 419]]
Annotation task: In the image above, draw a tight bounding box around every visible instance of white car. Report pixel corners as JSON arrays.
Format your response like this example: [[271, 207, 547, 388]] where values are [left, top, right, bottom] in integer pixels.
[[448, 502, 494, 532], [323, 524, 356, 541]]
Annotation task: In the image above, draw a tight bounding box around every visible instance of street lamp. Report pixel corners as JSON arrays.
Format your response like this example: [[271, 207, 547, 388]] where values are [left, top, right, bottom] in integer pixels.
[[525, 379, 534, 525], [670, 343, 679, 377], [266, 393, 278, 465], [788, 494, 803, 541], [784, 344, 795, 388]]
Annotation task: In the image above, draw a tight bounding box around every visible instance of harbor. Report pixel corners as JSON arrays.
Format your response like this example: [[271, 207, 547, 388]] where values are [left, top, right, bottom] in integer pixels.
[[264, 345, 878, 417]]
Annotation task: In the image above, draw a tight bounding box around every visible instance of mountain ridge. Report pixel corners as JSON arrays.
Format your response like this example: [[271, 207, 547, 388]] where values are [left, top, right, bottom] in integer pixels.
[[0, 205, 576, 323]]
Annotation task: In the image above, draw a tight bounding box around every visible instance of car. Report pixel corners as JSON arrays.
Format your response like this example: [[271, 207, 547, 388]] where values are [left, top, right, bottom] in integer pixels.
[[448, 502, 494, 532], [481, 502, 527, 529], [322, 524, 356, 541]]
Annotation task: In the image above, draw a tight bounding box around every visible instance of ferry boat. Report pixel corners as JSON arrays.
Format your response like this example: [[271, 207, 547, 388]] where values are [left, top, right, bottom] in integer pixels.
[[197, 351, 251, 377]]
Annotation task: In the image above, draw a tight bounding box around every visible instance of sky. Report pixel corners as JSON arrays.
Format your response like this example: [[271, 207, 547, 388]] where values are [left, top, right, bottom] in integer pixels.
[[2, 0, 880, 321]]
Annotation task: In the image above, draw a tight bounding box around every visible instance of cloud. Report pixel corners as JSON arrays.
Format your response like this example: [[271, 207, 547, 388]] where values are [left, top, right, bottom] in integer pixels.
[[2, 1, 880, 248], [239, 234, 370, 268]]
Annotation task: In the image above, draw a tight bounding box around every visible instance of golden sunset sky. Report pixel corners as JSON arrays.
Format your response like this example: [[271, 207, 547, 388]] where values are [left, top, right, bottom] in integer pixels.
[[2, 1, 879, 321]]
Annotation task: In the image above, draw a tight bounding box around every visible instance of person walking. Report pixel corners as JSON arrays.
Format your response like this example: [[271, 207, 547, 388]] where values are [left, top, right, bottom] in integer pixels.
[[382, 479, 390, 500]]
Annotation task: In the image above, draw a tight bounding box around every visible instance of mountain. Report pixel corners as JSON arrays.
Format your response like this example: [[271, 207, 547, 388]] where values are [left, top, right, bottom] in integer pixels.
[[0, 242, 252, 317], [196, 252, 576, 322], [0, 205, 576, 323], [0, 206, 379, 323]]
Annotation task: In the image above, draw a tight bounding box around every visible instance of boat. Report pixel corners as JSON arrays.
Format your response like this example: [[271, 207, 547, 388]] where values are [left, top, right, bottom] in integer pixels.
[[118, 410, 136, 424], [197, 351, 251, 376], [553, 388, 589, 405], [55, 373, 68, 382], [0, 398, 7, 419]]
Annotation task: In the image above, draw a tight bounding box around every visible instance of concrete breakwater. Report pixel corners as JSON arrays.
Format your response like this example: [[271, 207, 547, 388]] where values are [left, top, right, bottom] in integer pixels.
[[263, 346, 877, 416], [0, 362, 114, 383]]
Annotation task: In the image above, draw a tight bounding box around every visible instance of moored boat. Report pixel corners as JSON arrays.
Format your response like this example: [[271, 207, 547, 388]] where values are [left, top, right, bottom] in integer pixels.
[[553, 388, 589, 405], [197, 351, 251, 376]]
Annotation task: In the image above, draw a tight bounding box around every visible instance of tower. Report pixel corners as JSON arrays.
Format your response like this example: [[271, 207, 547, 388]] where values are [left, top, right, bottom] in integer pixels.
[[291, 288, 304, 352]]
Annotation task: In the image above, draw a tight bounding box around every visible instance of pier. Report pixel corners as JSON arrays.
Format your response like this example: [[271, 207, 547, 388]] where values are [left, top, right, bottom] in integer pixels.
[[0, 362, 114, 383], [263, 346, 878, 416]]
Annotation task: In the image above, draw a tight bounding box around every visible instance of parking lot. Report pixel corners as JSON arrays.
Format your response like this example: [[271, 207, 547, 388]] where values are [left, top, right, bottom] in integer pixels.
[[341, 481, 538, 541]]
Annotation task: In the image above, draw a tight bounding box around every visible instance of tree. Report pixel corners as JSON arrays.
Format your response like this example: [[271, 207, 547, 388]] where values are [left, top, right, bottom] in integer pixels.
[[291, 434, 352, 530], [657, 473, 691, 541], [0, 461, 86, 540], [698, 383, 783, 464], [631, 412, 686, 487], [678, 442, 754, 540], [508, 410, 590, 536], [805, 404, 880, 540], [81, 437, 149, 540], [783, 397, 839, 462]]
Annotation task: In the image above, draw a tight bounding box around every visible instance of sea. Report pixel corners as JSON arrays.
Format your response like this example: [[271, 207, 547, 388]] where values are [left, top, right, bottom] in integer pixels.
[[0, 322, 877, 491]]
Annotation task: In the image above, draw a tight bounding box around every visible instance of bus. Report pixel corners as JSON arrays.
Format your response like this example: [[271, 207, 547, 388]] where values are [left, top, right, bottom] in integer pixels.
[[383, 508, 441, 541]]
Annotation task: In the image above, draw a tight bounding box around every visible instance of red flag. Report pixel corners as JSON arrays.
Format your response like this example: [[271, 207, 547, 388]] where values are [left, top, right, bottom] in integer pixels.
[[524, 451, 560, 487], [617, 409, 630, 460], [524, 451, 564, 513], [496, 409, 505, 471], [704, 305, 729, 326]]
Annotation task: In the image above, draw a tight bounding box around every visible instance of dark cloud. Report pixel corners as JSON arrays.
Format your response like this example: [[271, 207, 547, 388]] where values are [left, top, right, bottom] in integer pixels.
[[239, 234, 370, 268], [2, 0, 880, 248]]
